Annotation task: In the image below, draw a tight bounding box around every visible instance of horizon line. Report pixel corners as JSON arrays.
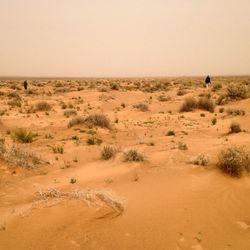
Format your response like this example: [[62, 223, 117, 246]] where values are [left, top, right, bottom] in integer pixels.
[[0, 74, 250, 80]]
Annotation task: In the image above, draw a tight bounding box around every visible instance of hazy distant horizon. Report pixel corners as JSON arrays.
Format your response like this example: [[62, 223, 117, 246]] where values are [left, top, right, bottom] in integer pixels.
[[1, 0, 250, 77]]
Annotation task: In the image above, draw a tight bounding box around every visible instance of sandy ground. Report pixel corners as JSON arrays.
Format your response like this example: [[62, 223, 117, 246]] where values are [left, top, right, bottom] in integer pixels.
[[0, 77, 250, 250]]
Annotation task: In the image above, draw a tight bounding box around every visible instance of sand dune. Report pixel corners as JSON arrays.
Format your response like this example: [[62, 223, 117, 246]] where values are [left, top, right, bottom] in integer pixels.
[[0, 77, 250, 249]]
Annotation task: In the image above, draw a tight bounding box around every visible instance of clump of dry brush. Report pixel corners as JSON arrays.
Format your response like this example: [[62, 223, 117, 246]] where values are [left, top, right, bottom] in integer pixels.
[[35, 188, 125, 213], [217, 145, 250, 177], [68, 114, 111, 129], [0, 139, 42, 169]]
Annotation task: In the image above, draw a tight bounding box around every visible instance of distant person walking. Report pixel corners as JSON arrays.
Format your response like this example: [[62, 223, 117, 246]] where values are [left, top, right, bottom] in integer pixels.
[[23, 80, 28, 90], [205, 75, 211, 88]]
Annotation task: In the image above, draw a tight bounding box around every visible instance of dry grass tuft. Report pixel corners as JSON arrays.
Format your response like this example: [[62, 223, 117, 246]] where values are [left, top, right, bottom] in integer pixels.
[[192, 154, 209, 166], [101, 146, 117, 160], [35, 188, 125, 213], [12, 128, 37, 143]]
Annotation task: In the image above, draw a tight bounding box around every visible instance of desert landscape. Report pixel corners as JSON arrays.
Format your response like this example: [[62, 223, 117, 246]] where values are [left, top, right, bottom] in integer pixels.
[[0, 77, 250, 249]]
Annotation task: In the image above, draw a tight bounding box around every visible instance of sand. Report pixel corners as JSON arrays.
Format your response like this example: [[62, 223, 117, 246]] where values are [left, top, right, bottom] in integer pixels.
[[0, 77, 250, 250]]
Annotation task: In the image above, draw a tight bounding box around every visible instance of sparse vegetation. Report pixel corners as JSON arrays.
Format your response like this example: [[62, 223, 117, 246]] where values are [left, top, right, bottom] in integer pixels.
[[52, 145, 64, 154]]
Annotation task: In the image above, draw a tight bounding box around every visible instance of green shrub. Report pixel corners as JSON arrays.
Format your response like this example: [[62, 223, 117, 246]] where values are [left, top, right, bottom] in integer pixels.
[[217, 146, 250, 177], [12, 128, 37, 143]]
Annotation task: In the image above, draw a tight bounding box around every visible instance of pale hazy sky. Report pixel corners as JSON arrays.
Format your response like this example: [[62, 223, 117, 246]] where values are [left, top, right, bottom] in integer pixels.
[[0, 0, 250, 77]]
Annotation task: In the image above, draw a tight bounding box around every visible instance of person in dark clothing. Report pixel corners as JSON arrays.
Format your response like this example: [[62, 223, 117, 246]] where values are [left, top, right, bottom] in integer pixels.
[[23, 80, 28, 90], [205, 75, 211, 88]]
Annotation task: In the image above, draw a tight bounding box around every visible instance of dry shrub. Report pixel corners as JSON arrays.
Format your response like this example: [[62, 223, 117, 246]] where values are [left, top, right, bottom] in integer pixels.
[[212, 83, 222, 91], [180, 97, 197, 112], [226, 83, 248, 100], [68, 116, 85, 128], [63, 109, 77, 117], [226, 108, 245, 116], [35, 101, 52, 111], [123, 149, 144, 162], [158, 95, 171, 102], [84, 114, 111, 129], [35, 188, 125, 213], [8, 98, 22, 107], [229, 122, 241, 133], [101, 146, 117, 160], [177, 88, 187, 96], [192, 154, 209, 166], [2, 142, 42, 169], [87, 137, 102, 145], [197, 97, 215, 112], [217, 146, 250, 177], [133, 103, 149, 112]]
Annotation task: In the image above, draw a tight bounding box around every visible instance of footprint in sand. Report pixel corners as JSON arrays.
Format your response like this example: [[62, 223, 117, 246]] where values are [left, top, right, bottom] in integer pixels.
[[237, 221, 250, 230], [175, 233, 186, 249]]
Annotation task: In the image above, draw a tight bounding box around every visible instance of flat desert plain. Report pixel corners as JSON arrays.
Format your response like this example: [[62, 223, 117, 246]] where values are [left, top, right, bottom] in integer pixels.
[[0, 77, 250, 250]]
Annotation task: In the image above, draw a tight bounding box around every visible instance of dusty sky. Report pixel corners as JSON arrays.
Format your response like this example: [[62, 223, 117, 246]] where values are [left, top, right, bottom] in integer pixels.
[[0, 0, 250, 77]]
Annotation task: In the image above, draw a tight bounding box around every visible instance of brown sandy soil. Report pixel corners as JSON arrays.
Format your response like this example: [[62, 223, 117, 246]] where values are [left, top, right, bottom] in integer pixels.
[[0, 77, 250, 250]]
